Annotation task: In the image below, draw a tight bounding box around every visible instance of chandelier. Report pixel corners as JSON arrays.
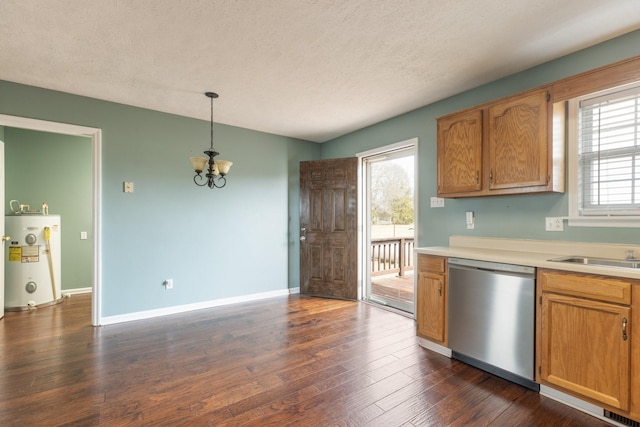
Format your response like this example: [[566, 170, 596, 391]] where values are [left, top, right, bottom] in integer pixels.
[[190, 92, 233, 188]]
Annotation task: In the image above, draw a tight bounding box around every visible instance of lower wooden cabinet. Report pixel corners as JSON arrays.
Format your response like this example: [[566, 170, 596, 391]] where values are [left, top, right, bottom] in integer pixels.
[[541, 292, 630, 410], [538, 269, 635, 416], [416, 255, 447, 345], [413, 261, 640, 422]]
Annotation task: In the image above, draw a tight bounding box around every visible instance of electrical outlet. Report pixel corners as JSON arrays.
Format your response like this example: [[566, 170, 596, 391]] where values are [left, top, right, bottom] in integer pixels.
[[164, 279, 173, 289], [545, 217, 564, 232], [123, 181, 134, 193], [430, 197, 445, 208]]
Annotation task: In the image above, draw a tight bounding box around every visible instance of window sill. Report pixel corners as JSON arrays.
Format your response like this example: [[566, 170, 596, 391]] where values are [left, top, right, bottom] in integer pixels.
[[568, 216, 640, 228]]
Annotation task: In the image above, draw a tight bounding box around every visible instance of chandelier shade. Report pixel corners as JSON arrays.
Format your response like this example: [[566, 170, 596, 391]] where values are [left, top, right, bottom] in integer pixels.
[[215, 159, 233, 175], [189, 156, 208, 174]]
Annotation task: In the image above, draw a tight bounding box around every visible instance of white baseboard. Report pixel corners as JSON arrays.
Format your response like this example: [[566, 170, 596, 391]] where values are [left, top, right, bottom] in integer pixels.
[[289, 287, 300, 294], [540, 385, 603, 416], [62, 287, 92, 295], [538, 386, 624, 425], [99, 288, 293, 326], [417, 337, 452, 357]]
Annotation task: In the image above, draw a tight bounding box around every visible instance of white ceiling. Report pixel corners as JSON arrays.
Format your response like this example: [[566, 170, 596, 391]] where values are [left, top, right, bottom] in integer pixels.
[[1, 1, 639, 143]]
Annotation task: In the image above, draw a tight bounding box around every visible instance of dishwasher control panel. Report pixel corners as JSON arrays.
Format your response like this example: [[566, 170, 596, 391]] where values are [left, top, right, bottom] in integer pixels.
[[448, 257, 535, 275]]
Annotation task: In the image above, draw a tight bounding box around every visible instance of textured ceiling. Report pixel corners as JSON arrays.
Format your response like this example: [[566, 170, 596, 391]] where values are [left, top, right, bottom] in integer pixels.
[[1, 1, 639, 142]]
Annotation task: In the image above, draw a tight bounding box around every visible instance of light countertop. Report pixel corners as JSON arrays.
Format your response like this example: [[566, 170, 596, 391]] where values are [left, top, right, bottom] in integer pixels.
[[415, 236, 640, 280]]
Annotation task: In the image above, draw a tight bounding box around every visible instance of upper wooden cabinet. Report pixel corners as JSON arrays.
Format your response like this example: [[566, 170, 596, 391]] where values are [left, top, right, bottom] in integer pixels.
[[488, 90, 549, 190], [437, 88, 565, 198], [437, 109, 483, 195]]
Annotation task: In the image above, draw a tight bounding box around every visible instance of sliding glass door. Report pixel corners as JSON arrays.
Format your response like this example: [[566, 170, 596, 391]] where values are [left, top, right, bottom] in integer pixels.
[[362, 144, 415, 313]]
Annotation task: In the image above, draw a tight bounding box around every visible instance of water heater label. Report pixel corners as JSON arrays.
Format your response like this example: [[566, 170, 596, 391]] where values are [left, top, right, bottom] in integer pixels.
[[21, 246, 39, 263], [8, 247, 21, 262]]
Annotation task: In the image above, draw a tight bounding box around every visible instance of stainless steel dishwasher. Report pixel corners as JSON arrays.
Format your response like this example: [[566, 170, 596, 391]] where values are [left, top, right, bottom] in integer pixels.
[[448, 257, 539, 391]]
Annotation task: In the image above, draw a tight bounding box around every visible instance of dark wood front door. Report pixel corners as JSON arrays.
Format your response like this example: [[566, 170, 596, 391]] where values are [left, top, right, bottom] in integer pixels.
[[300, 158, 358, 300]]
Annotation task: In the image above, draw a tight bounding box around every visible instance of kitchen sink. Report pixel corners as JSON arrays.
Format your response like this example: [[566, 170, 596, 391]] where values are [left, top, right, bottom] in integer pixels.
[[548, 256, 640, 269]]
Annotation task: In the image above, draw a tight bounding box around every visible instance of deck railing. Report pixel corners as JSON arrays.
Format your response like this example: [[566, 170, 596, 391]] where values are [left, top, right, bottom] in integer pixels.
[[371, 237, 414, 277]]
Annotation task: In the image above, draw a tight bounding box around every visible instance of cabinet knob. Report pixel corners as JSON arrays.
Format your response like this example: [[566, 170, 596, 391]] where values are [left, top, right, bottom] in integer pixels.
[[438, 281, 443, 296], [622, 317, 628, 341]]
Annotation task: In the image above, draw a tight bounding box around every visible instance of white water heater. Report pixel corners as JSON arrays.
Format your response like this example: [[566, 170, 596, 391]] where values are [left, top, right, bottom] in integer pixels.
[[4, 215, 61, 309]]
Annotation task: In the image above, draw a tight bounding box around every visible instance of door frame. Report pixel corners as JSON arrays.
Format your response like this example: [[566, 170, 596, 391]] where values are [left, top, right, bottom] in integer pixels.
[[357, 137, 418, 312], [0, 114, 102, 326], [0, 139, 4, 317]]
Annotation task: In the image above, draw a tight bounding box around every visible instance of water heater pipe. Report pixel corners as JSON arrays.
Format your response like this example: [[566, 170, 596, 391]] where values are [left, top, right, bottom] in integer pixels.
[[44, 227, 58, 301]]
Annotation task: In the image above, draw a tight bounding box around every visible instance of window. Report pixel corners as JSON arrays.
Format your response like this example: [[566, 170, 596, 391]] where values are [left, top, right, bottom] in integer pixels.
[[568, 82, 640, 227]]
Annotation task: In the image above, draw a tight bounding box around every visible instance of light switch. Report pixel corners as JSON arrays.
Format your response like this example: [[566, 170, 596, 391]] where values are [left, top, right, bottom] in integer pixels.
[[80, 231, 88, 240], [123, 181, 134, 193], [466, 211, 475, 229]]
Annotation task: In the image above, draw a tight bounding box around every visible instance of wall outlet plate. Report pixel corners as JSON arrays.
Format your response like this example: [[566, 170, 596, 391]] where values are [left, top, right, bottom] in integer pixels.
[[123, 181, 134, 193], [430, 197, 445, 208], [164, 279, 173, 289], [545, 217, 564, 231]]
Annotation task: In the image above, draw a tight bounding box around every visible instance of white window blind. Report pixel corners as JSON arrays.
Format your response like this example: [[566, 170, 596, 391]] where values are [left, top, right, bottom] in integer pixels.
[[578, 84, 640, 216]]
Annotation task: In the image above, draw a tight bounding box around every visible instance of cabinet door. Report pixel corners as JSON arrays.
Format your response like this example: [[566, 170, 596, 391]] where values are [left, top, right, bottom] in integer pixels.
[[540, 293, 631, 410], [488, 90, 549, 190], [417, 271, 446, 344], [437, 109, 483, 195]]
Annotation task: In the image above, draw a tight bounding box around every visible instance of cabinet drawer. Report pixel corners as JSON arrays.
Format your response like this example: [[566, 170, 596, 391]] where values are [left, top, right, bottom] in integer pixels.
[[539, 269, 632, 305], [418, 255, 446, 273]]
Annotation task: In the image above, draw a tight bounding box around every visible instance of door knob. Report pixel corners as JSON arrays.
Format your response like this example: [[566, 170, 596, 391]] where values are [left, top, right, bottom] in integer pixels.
[[2, 236, 10, 242], [300, 236, 306, 241]]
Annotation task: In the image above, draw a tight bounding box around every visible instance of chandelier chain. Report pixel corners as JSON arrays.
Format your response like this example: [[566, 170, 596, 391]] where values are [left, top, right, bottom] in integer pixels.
[[210, 94, 214, 151]]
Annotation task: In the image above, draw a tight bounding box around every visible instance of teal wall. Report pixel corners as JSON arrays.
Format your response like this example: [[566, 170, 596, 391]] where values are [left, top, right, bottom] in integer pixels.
[[2, 29, 640, 318], [0, 84, 319, 317], [321, 30, 640, 247], [4, 128, 92, 290]]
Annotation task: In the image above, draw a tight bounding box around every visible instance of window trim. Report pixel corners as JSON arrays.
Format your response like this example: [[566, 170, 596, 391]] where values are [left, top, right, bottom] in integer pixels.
[[568, 81, 640, 227]]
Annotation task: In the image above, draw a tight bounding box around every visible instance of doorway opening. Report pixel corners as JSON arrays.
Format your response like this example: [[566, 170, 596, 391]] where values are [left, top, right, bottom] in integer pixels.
[[359, 139, 416, 314], [0, 114, 102, 325]]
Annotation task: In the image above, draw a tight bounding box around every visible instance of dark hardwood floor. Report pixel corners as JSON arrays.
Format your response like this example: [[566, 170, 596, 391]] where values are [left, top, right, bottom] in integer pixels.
[[0, 293, 613, 426]]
